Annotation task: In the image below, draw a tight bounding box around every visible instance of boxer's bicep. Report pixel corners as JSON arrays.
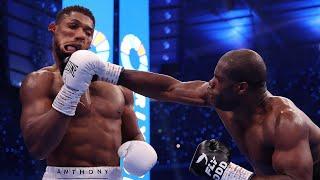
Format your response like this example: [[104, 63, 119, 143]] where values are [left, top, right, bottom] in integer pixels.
[[20, 72, 53, 127], [121, 87, 144, 143], [272, 111, 312, 179], [272, 142, 312, 180]]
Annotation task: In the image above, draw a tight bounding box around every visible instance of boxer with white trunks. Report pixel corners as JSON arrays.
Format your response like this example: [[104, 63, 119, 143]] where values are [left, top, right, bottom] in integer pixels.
[[19, 5, 157, 179]]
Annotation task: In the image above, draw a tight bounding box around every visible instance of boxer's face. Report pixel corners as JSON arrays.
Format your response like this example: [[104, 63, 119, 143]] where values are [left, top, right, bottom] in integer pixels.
[[49, 11, 94, 62], [207, 61, 241, 111]]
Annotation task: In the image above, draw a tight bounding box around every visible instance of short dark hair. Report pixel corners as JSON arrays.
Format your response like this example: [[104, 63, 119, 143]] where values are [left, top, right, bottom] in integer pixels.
[[55, 5, 95, 26], [221, 49, 267, 89]]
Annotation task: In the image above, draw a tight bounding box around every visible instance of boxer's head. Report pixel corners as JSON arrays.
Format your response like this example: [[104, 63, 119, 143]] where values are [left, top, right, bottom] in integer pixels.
[[207, 49, 267, 111], [48, 5, 95, 64]]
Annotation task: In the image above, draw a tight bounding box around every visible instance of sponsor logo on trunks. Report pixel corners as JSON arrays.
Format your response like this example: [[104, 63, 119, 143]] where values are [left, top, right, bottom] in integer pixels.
[[64, 61, 78, 77], [56, 168, 108, 175]]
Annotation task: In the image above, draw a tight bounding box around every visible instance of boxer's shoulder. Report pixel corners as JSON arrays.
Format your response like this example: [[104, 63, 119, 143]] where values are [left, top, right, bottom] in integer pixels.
[[118, 85, 134, 104], [267, 95, 291, 104], [263, 96, 307, 137], [267, 96, 297, 113], [271, 97, 308, 135], [21, 66, 57, 94], [267, 96, 301, 122], [25, 66, 57, 83]]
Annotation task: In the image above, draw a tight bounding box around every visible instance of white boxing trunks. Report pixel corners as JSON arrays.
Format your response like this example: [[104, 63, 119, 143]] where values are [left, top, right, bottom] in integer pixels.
[[42, 166, 122, 180]]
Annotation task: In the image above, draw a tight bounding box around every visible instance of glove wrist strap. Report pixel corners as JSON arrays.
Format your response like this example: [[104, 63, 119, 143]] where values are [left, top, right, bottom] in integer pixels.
[[221, 162, 254, 180], [99, 62, 123, 84], [52, 85, 82, 116]]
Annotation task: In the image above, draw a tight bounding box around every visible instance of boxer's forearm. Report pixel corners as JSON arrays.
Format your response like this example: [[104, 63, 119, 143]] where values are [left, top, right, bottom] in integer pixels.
[[122, 132, 145, 143], [22, 109, 71, 160], [118, 69, 181, 101], [133, 133, 145, 141], [118, 70, 208, 106]]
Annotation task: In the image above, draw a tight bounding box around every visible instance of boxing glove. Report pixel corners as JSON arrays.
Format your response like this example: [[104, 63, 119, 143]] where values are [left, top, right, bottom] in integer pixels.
[[52, 50, 107, 116], [189, 139, 253, 180], [118, 140, 157, 177]]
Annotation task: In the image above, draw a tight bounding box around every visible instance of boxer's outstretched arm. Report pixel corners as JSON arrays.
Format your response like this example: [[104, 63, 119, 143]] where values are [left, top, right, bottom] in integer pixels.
[[252, 110, 312, 180], [120, 86, 144, 143], [118, 70, 209, 106], [20, 71, 71, 160]]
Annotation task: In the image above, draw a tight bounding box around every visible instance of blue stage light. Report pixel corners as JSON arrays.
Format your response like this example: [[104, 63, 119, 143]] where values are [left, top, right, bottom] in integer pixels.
[[164, 26, 171, 34], [162, 54, 170, 61], [163, 41, 170, 49], [50, 3, 57, 13], [164, 11, 172, 20], [166, 0, 172, 5], [200, 8, 253, 50]]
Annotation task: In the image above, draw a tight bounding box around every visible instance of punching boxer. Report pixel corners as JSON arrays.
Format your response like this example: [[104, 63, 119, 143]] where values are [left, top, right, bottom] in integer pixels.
[[19, 6, 157, 179], [110, 49, 320, 179]]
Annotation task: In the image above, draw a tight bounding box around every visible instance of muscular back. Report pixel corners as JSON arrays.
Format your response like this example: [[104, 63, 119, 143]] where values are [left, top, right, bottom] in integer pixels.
[[20, 66, 140, 167]]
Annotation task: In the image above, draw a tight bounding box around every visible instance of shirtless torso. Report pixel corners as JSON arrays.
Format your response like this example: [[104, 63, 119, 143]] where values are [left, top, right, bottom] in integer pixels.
[[217, 95, 320, 175], [20, 66, 143, 167], [115, 54, 320, 178]]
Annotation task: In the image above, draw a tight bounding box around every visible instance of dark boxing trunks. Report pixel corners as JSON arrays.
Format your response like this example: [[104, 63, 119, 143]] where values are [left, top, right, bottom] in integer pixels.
[[314, 161, 320, 180]]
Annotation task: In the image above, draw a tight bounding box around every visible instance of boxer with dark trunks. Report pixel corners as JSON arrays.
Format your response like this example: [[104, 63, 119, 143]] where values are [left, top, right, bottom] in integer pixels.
[[20, 5, 157, 179], [115, 49, 320, 179]]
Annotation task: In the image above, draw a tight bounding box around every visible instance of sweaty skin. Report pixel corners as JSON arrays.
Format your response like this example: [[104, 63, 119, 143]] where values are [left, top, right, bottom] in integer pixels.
[[20, 11, 143, 167], [117, 50, 320, 179]]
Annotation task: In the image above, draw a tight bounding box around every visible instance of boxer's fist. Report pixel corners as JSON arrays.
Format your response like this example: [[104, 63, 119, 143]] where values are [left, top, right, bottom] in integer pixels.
[[63, 50, 123, 86], [190, 139, 253, 180], [52, 50, 106, 116], [62, 50, 105, 92], [118, 141, 157, 177], [189, 139, 231, 178]]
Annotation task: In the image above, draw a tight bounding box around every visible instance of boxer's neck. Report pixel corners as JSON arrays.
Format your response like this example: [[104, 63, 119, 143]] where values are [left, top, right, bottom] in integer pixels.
[[52, 50, 65, 75], [233, 90, 271, 122]]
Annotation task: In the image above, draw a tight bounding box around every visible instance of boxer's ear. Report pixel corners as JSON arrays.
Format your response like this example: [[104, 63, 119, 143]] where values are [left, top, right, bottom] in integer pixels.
[[236, 82, 248, 95], [48, 22, 56, 33]]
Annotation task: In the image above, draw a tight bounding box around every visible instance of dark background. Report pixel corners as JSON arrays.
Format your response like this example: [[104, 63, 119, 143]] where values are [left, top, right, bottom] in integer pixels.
[[1, 0, 320, 179]]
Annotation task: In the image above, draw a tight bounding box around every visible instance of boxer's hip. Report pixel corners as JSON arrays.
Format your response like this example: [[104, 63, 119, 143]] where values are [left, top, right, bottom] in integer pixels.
[[42, 166, 122, 180]]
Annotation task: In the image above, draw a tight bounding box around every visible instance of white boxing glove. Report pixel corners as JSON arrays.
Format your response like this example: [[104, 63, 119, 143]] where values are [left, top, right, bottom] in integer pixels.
[[118, 140, 157, 177], [52, 50, 107, 116]]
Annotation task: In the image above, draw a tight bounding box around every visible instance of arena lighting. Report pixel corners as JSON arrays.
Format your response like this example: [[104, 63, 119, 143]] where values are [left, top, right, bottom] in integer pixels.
[[162, 54, 170, 61], [203, 8, 253, 49], [163, 41, 170, 49], [164, 26, 171, 34], [164, 11, 172, 20]]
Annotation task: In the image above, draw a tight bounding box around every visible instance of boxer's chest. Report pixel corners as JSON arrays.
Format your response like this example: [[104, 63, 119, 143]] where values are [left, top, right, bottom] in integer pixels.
[[225, 115, 275, 171], [51, 79, 125, 119], [242, 126, 273, 164]]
